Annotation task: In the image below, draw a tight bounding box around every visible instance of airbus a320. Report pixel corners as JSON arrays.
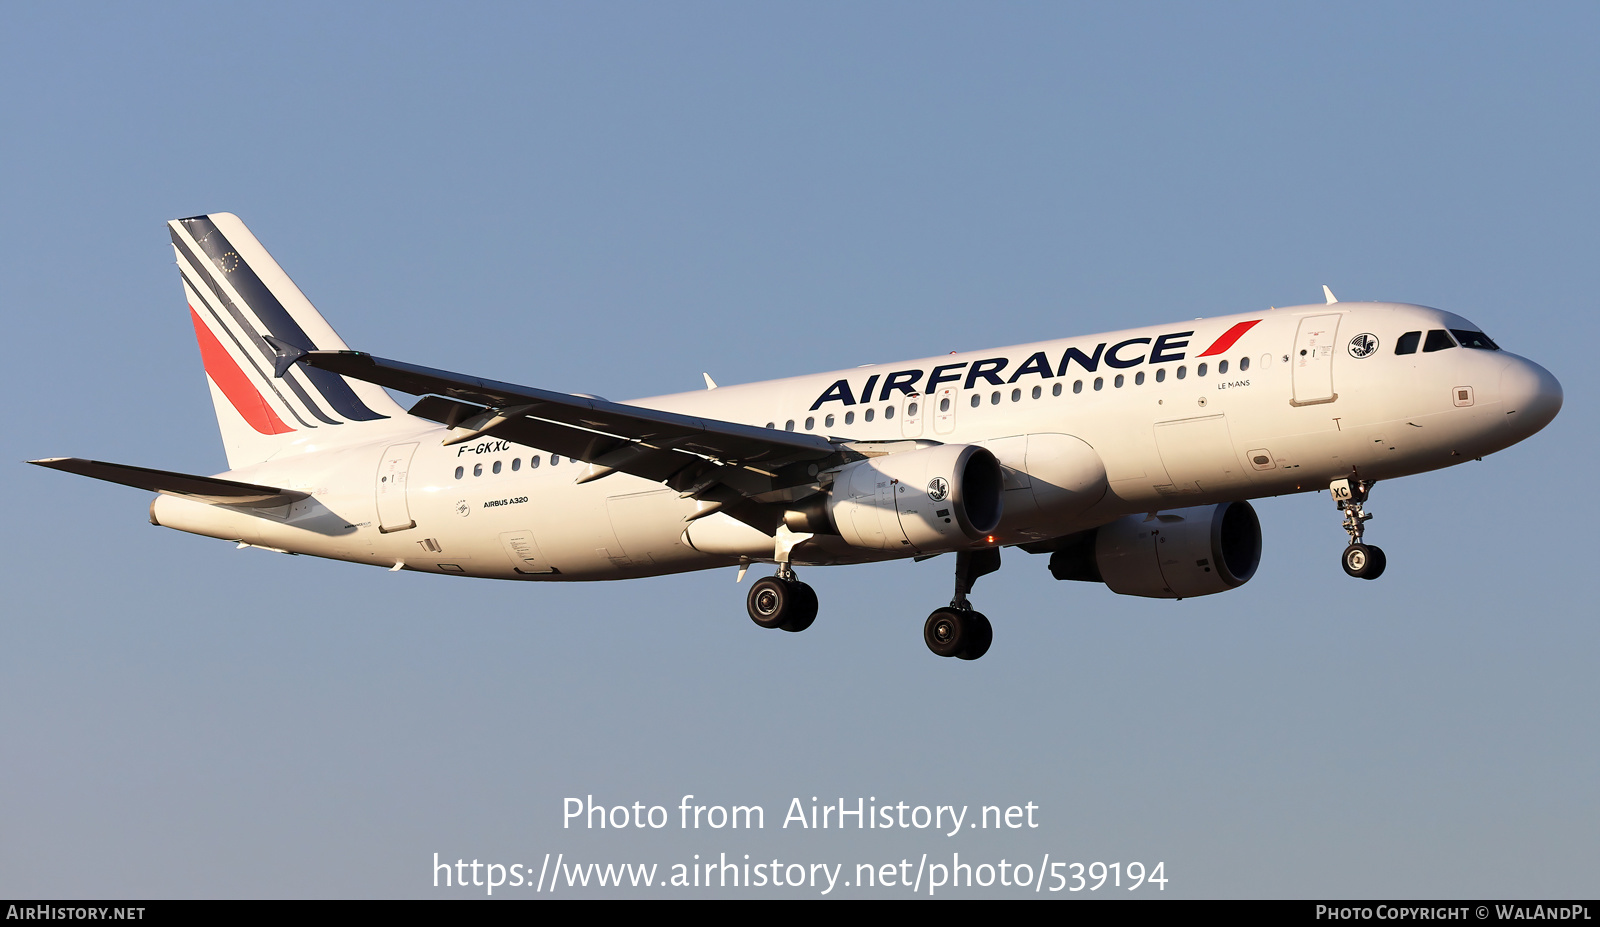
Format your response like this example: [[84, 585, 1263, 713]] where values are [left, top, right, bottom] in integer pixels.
[[33, 214, 1563, 660]]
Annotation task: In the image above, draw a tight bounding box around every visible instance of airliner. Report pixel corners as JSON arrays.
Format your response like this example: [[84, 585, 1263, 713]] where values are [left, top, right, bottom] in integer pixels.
[[31, 214, 1563, 660]]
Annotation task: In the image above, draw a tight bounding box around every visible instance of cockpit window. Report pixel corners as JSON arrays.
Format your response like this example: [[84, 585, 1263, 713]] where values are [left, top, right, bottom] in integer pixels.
[[1395, 331, 1421, 355], [1422, 329, 1457, 353], [1450, 329, 1499, 350]]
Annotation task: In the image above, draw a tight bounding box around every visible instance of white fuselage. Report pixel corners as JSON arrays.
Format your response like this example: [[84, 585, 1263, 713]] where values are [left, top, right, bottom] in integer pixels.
[[150, 301, 1560, 580]]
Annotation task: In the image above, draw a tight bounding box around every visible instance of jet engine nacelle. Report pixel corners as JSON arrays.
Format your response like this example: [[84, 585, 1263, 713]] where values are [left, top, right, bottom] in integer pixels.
[[796, 444, 1004, 553], [1048, 501, 1261, 598]]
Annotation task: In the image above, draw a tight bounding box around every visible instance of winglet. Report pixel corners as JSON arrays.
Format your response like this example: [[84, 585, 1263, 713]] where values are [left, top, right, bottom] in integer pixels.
[[263, 335, 307, 378], [703, 372, 718, 390], [1322, 285, 1339, 305]]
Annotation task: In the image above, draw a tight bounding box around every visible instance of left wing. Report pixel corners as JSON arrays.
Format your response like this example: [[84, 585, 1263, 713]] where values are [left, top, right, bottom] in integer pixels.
[[280, 346, 862, 514]]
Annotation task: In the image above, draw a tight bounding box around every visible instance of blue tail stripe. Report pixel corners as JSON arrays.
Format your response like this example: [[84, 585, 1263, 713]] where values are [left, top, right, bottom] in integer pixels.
[[179, 216, 388, 422]]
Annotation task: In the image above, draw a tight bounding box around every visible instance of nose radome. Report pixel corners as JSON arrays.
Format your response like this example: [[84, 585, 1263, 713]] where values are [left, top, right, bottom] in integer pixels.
[[1500, 357, 1563, 439]]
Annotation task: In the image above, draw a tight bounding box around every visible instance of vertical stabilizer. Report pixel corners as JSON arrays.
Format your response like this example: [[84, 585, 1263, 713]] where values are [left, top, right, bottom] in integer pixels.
[[169, 213, 408, 468]]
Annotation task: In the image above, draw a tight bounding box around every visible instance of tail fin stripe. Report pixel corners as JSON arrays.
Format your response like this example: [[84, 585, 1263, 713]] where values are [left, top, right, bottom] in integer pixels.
[[188, 307, 294, 435], [175, 234, 367, 427], [174, 241, 343, 427], [179, 262, 325, 429], [172, 232, 342, 426], [179, 217, 387, 422]]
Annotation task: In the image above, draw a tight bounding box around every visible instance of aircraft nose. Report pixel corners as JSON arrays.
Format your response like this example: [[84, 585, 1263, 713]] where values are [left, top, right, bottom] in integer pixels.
[[1500, 356, 1563, 439]]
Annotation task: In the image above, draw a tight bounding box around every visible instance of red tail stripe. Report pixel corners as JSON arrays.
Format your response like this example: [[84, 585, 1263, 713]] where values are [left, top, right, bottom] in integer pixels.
[[1198, 319, 1261, 357], [189, 307, 294, 435]]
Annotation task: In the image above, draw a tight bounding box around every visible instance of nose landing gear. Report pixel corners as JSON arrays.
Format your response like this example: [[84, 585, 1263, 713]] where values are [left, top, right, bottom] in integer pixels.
[[1332, 476, 1386, 580], [924, 548, 1000, 660]]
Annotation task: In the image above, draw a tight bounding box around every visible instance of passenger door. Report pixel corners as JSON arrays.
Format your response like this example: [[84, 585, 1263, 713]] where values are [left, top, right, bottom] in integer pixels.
[[1291, 314, 1341, 406]]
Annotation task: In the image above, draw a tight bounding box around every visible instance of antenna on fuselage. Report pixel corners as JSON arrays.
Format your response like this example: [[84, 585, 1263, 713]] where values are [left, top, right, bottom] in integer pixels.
[[1322, 285, 1339, 304]]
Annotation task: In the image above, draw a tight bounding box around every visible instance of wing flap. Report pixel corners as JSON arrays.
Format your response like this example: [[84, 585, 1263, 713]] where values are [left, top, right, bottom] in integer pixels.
[[408, 396, 750, 493]]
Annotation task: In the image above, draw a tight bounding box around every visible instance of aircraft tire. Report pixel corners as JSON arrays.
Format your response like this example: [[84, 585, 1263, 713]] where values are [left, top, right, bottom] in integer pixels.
[[1341, 543, 1384, 579], [956, 611, 993, 661], [748, 576, 797, 629], [924, 608, 972, 658], [1362, 545, 1387, 580], [781, 582, 818, 632]]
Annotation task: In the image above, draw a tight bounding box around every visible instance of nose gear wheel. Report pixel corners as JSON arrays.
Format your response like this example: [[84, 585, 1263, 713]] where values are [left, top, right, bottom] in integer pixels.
[[1341, 543, 1386, 580]]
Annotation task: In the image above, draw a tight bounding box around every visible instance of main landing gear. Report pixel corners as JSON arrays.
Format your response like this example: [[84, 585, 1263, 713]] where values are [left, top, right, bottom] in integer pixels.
[[746, 526, 818, 632], [925, 548, 1000, 660], [1332, 475, 1386, 580], [746, 567, 818, 633]]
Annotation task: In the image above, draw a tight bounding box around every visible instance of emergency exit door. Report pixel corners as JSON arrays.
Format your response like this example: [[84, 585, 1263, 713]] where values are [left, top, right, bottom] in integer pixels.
[[376, 443, 418, 533]]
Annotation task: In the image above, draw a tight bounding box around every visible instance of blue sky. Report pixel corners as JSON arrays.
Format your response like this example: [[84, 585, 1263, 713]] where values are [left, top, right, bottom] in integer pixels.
[[2, 2, 1596, 897]]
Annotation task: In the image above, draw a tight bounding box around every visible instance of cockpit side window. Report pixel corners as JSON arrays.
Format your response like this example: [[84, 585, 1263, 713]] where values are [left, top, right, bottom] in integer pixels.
[[1422, 329, 1457, 353], [1395, 331, 1421, 355], [1450, 329, 1499, 350]]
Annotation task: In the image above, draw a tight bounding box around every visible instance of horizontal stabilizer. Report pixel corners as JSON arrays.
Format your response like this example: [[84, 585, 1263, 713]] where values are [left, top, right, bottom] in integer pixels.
[[28, 458, 307, 507]]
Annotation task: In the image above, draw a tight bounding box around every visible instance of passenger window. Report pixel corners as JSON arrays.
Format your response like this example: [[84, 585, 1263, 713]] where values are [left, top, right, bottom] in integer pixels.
[[1177, 366, 1187, 379], [865, 408, 875, 422], [1011, 388, 1021, 402], [1423, 330, 1457, 353], [1073, 380, 1083, 394], [1197, 362, 1208, 377], [990, 391, 1000, 405], [907, 402, 919, 416], [1218, 360, 1229, 375], [1395, 331, 1421, 355], [1451, 329, 1500, 350], [473, 463, 483, 477], [845, 411, 856, 424], [551, 455, 560, 466], [454, 466, 463, 480], [1052, 382, 1062, 397], [825, 414, 835, 428], [492, 460, 502, 474], [1239, 356, 1250, 372], [939, 398, 950, 412], [969, 394, 980, 408], [1134, 371, 1144, 385], [511, 458, 521, 472], [1031, 385, 1041, 399], [531, 456, 541, 468], [766, 422, 775, 429], [884, 405, 895, 419], [805, 416, 814, 430], [1114, 374, 1124, 388], [1156, 368, 1166, 382], [1093, 377, 1104, 391]]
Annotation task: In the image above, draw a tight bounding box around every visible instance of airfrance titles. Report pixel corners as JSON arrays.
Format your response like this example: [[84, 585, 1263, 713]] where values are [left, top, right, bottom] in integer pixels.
[[808, 320, 1261, 411]]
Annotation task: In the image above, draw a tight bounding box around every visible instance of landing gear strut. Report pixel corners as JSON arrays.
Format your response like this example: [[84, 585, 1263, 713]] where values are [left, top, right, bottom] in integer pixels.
[[924, 548, 999, 660], [1332, 475, 1386, 580]]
